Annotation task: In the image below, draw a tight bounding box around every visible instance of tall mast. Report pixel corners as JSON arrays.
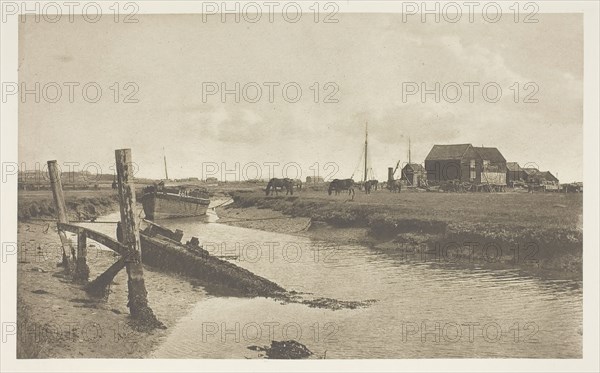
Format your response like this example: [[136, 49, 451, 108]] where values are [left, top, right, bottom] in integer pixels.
[[163, 147, 169, 180], [364, 122, 368, 182], [408, 137, 411, 164]]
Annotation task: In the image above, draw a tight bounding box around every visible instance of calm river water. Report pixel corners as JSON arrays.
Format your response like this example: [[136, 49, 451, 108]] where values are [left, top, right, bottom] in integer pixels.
[[90, 208, 582, 358]]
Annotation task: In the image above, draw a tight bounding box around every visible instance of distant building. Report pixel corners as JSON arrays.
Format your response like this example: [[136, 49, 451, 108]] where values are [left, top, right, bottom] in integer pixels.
[[521, 167, 540, 182], [522, 168, 559, 184], [401, 163, 426, 187], [205, 177, 218, 183], [424, 144, 507, 185], [508, 165, 560, 190], [506, 162, 526, 184], [306, 176, 324, 183]]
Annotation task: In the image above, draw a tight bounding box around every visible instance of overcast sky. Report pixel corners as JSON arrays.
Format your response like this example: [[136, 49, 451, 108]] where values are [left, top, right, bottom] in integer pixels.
[[19, 13, 583, 182]]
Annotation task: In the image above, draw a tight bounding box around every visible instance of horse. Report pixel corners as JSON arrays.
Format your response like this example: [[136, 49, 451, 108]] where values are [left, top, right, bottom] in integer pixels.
[[387, 180, 401, 193], [293, 179, 303, 191], [364, 180, 373, 194], [266, 178, 294, 196], [328, 179, 355, 200], [365, 180, 378, 194]]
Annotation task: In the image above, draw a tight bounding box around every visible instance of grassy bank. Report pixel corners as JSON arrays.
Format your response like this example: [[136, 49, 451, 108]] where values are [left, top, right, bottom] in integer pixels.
[[18, 190, 120, 221], [227, 190, 583, 277]]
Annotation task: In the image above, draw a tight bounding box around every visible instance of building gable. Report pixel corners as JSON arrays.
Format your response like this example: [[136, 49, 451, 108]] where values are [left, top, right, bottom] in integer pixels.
[[425, 144, 473, 161], [473, 147, 506, 164]]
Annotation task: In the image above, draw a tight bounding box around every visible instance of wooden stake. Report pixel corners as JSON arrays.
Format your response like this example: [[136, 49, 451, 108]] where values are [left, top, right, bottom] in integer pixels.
[[114, 149, 162, 327], [47, 160, 74, 271], [73, 227, 90, 283], [85, 256, 126, 298]]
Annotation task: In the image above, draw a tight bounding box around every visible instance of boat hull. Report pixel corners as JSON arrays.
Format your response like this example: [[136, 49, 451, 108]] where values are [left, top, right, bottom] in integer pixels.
[[142, 192, 210, 220]]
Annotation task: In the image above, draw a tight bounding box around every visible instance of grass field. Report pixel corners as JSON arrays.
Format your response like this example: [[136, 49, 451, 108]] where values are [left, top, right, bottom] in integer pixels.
[[230, 188, 582, 230], [228, 188, 583, 276], [18, 189, 120, 221]]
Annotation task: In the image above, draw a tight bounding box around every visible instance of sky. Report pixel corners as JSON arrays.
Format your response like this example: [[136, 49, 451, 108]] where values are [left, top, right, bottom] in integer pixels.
[[18, 13, 583, 182]]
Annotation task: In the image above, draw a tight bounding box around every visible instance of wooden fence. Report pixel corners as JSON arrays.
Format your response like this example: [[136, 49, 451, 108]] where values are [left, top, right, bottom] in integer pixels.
[[47, 149, 163, 328]]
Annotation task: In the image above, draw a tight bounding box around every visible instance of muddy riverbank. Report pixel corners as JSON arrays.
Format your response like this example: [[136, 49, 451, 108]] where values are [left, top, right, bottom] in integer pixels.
[[16, 194, 375, 358], [16, 221, 206, 358], [219, 190, 583, 280]]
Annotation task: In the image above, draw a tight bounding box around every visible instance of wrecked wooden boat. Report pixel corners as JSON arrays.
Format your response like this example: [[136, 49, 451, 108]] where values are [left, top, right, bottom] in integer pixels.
[[139, 220, 285, 297]]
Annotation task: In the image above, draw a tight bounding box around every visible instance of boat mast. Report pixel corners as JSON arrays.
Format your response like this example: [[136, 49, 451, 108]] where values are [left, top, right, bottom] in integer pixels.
[[408, 137, 411, 164], [163, 147, 169, 180], [364, 122, 368, 182]]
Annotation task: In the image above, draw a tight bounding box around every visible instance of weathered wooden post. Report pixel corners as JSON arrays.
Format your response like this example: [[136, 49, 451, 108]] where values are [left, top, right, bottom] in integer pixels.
[[73, 227, 90, 283], [114, 149, 162, 327], [47, 160, 75, 271]]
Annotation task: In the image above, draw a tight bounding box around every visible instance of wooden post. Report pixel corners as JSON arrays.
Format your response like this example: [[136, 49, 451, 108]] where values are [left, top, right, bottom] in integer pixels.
[[73, 228, 90, 283], [115, 149, 162, 327], [47, 160, 74, 271], [85, 256, 126, 298]]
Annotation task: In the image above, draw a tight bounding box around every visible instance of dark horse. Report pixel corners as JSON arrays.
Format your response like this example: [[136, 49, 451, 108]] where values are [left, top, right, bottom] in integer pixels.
[[266, 178, 294, 196], [387, 180, 402, 193], [328, 179, 355, 200], [364, 180, 378, 194]]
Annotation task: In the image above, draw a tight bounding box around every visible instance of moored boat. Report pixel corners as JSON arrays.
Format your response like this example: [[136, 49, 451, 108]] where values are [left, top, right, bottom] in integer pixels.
[[141, 183, 210, 220]]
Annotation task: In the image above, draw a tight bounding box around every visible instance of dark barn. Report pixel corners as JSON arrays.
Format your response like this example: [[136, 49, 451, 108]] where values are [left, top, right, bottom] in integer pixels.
[[524, 168, 559, 184], [506, 162, 526, 184], [473, 146, 507, 185], [522, 168, 541, 182], [425, 144, 507, 185]]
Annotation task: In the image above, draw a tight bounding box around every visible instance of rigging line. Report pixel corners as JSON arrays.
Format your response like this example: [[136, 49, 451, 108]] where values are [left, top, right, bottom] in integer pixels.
[[351, 145, 365, 179]]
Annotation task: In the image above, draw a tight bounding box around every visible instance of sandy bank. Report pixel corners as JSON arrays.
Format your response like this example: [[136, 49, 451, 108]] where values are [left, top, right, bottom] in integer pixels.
[[17, 221, 206, 358]]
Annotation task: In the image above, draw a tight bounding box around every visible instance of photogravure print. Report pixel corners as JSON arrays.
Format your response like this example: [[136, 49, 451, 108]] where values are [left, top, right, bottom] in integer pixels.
[[1, 1, 597, 371]]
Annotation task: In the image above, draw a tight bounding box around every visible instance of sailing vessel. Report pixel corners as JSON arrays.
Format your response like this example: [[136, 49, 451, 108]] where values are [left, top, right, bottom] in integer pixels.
[[353, 122, 377, 184], [140, 150, 210, 220]]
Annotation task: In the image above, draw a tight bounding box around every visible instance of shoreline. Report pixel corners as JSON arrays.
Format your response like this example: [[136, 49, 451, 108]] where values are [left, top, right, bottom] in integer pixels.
[[217, 191, 583, 281], [15, 188, 583, 357], [16, 220, 206, 358], [16, 191, 366, 358]]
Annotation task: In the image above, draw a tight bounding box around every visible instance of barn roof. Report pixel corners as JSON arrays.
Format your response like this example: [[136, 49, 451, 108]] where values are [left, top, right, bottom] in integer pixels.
[[403, 163, 425, 172], [540, 171, 559, 182], [506, 162, 521, 172], [473, 147, 506, 163], [522, 167, 540, 175], [425, 144, 472, 161]]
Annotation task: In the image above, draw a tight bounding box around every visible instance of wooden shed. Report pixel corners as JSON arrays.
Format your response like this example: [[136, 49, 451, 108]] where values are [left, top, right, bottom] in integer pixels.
[[306, 176, 324, 184], [506, 162, 526, 184], [401, 163, 426, 187]]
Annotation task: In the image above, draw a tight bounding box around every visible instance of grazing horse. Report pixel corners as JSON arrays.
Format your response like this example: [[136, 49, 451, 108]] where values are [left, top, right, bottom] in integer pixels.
[[364, 180, 374, 194], [364, 180, 378, 194], [387, 180, 401, 193], [293, 179, 303, 191], [266, 178, 294, 196], [328, 179, 355, 200]]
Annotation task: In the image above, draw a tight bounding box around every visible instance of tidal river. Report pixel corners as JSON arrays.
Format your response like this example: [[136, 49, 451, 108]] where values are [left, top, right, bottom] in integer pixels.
[[88, 210, 582, 359]]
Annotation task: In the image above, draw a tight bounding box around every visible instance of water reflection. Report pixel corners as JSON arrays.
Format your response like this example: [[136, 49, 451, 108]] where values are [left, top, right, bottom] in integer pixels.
[[146, 213, 582, 359]]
